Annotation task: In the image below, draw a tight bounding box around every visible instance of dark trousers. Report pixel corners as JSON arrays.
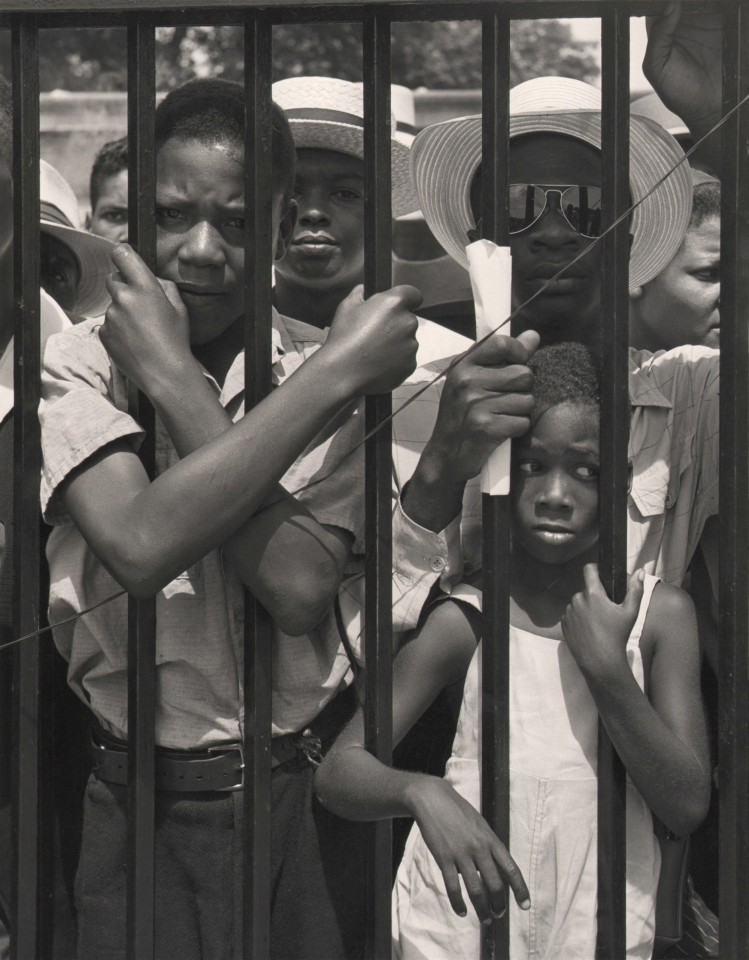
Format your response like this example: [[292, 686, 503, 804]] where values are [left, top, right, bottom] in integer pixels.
[[76, 694, 367, 960]]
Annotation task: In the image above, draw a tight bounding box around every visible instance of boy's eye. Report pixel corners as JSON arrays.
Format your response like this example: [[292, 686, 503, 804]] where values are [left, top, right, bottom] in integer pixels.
[[102, 210, 127, 224], [156, 207, 184, 222], [574, 464, 599, 480], [226, 217, 246, 230], [693, 267, 719, 283], [333, 188, 362, 201], [516, 460, 541, 474]]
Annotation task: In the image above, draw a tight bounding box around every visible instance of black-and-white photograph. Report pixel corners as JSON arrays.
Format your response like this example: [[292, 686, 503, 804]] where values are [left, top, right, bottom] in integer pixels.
[[0, 1, 742, 958]]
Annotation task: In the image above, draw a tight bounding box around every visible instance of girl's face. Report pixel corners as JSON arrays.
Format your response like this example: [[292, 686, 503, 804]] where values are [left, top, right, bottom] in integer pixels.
[[511, 401, 599, 565]]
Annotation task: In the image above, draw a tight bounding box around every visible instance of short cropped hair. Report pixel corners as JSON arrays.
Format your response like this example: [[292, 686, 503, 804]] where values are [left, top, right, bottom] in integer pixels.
[[154, 78, 296, 201], [89, 136, 128, 210], [690, 181, 721, 230], [0, 74, 11, 169], [528, 341, 600, 425]]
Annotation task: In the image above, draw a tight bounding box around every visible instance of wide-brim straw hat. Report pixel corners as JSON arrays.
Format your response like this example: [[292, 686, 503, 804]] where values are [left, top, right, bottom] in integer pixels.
[[410, 76, 693, 291], [40, 159, 115, 317], [272, 76, 419, 218]]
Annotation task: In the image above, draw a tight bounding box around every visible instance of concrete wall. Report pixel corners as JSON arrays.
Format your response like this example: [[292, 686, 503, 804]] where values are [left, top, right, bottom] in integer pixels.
[[40, 89, 482, 214]]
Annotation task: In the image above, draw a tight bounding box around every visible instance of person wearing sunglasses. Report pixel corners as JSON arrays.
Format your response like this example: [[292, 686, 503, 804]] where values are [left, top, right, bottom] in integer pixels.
[[394, 8, 724, 956]]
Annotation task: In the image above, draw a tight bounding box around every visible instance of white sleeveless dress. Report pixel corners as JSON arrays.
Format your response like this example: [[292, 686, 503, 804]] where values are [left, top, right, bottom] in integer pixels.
[[393, 575, 662, 960]]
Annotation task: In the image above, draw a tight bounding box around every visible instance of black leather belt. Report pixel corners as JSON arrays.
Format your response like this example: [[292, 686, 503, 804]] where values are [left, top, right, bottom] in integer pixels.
[[90, 686, 357, 793]]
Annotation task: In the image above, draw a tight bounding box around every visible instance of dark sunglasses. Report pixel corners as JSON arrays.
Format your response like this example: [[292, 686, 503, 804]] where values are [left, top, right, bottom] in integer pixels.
[[509, 184, 603, 238]]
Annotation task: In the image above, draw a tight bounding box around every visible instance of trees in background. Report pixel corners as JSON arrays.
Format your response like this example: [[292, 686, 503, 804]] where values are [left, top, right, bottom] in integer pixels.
[[0, 19, 599, 93]]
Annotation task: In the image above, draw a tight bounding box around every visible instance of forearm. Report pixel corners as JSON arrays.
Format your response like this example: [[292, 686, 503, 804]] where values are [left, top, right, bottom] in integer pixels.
[[401, 445, 467, 533], [83, 348, 359, 596], [585, 666, 709, 835], [315, 744, 428, 822], [146, 354, 348, 627]]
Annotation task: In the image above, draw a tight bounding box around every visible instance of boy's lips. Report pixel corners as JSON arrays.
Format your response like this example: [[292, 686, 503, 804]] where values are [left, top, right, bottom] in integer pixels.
[[177, 283, 227, 298], [533, 524, 575, 542], [293, 233, 337, 249]]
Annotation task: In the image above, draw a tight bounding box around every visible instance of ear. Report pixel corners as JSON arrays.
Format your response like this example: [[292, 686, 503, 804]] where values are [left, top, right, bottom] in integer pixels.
[[629, 285, 643, 301], [274, 198, 297, 262]]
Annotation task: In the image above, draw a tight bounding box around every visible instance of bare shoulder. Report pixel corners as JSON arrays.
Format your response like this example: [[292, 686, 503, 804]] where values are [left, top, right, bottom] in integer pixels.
[[642, 580, 698, 657]]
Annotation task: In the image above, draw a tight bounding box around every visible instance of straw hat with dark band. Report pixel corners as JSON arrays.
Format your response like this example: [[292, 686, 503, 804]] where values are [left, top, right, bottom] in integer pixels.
[[410, 77, 693, 291], [40, 159, 115, 317], [272, 76, 419, 218]]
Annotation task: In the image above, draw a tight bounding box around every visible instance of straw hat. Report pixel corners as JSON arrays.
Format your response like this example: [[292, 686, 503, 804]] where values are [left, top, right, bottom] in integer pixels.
[[40, 159, 115, 316], [272, 76, 419, 218], [410, 76, 693, 291]]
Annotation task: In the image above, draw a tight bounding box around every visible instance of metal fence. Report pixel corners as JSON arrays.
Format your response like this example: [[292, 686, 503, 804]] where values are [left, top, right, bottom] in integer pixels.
[[0, 1, 746, 959]]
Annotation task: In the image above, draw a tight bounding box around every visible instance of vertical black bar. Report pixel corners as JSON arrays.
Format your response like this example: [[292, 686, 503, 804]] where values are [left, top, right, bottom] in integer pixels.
[[10, 15, 54, 960], [243, 11, 274, 960], [362, 8, 393, 959], [719, 4, 749, 957], [480, 8, 511, 960], [596, 11, 629, 960], [126, 16, 157, 960]]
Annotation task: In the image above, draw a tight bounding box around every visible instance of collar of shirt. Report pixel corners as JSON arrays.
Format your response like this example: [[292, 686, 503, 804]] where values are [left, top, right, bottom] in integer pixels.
[[628, 349, 674, 411], [208, 307, 327, 407], [0, 289, 71, 423]]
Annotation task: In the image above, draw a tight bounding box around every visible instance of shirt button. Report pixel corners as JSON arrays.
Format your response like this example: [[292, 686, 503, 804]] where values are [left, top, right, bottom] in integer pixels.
[[429, 556, 446, 572]]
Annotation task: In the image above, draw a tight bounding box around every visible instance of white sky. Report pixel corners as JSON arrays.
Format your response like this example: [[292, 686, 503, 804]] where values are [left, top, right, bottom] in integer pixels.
[[566, 17, 651, 97]]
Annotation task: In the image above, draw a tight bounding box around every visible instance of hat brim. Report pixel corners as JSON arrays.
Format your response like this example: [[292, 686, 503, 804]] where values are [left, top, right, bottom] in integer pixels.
[[288, 119, 420, 219], [411, 110, 692, 291], [40, 221, 115, 317]]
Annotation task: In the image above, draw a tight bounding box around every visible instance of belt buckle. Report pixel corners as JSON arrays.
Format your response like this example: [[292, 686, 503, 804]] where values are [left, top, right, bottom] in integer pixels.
[[208, 741, 245, 791]]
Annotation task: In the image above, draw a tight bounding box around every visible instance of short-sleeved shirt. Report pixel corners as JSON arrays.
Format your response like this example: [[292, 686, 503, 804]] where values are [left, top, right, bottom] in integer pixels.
[[41, 310, 370, 748], [627, 344, 719, 585]]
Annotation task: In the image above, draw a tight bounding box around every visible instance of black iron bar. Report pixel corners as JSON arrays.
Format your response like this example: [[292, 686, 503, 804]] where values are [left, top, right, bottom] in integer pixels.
[[242, 11, 274, 960], [10, 15, 54, 960], [718, 4, 749, 958], [596, 10, 630, 960], [362, 8, 395, 959], [479, 9, 511, 960], [125, 16, 157, 960]]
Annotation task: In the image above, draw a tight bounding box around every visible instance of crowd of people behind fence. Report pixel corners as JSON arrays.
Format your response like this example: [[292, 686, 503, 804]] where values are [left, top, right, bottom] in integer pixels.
[[0, 3, 732, 959]]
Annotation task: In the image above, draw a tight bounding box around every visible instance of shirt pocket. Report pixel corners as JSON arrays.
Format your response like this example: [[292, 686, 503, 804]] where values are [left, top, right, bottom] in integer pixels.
[[629, 407, 692, 519]]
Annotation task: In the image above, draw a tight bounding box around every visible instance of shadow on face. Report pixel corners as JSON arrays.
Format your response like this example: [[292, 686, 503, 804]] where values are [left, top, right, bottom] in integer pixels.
[[40, 233, 80, 312]]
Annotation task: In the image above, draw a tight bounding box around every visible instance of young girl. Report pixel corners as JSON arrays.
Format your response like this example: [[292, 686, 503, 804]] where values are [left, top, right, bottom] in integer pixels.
[[315, 342, 710, 959]]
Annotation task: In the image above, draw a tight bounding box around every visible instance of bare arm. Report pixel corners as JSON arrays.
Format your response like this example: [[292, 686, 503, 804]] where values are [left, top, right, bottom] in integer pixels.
[[316, 600, 530, 923], [562, 566, 711, 837], [59, 245, 419, 599], [129, 344, 353, 634]]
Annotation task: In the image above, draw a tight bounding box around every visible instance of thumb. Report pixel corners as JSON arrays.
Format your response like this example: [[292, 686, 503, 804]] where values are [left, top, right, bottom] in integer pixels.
[[110, 243, 157, 289], [516, 329, 541, 360], [388, 283, 424, 312], [622, 569, 646, 617]]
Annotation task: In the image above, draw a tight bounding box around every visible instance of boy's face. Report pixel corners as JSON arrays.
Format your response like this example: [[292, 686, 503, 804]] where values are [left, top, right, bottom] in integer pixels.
[[87, 168, 129, 243], [155, 136, 293, 345], [631, 214, 720, 351], [511, 401, 600, 566], [507, 133, 603, 347], [274, 148, 364, 294]]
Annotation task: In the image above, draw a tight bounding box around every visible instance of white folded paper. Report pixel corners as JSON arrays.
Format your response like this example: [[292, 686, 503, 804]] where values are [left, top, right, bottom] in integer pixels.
[[466, 239, 512, 496]]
